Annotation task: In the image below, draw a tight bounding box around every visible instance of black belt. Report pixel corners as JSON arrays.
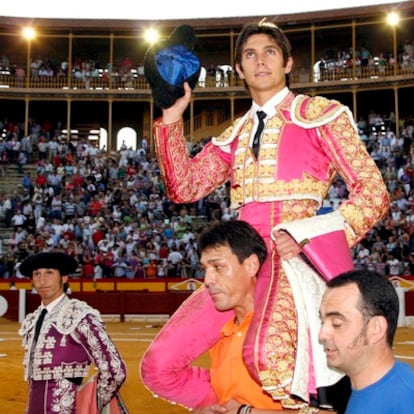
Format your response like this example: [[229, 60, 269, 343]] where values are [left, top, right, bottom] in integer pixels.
[[67, 377, 83, 385]]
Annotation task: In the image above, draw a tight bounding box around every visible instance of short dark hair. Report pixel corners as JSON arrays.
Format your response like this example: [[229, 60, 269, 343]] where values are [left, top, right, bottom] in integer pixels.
[[327, 269, 399, 346], [198, 220, 267, 270], [235, 19, 292, 86]]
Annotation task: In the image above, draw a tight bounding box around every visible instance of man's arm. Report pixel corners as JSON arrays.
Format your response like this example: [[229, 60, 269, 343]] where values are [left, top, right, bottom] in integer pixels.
[[319, 110, 389, 245], [154, 83, 232, 204], [76, 313, 127, 409], [140, 286, 233, 408], [154, 120, 232, 204]]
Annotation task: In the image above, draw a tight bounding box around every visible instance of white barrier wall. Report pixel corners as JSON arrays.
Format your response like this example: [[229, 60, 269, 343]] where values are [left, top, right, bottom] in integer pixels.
[[395, 286, 407, 327]]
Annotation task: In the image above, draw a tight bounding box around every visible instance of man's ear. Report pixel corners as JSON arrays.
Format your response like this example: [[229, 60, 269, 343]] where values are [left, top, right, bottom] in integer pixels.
[[245, 254, 260, 278], [369, 315, 388, 345], [235, 63, 244, 79], [285, 57, 294, 74]]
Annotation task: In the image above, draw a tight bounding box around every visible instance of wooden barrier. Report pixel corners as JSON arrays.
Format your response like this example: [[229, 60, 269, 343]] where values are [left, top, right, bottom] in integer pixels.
[[0, 277, 204, 293], [1, 276, 413, 322], [0, 289, 193, 322], [0, 290, 19, 320], [406, 291, 414, 317]]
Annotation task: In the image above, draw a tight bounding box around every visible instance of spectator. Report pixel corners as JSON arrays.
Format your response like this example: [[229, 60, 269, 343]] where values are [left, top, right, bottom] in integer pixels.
[[167, 245, 183, 274], [17, 150, 27, 174], [387, 253, 401, 276], [113, 256, 128, 278], [144, 259, 158, 279], [11, 209, 26, 230]]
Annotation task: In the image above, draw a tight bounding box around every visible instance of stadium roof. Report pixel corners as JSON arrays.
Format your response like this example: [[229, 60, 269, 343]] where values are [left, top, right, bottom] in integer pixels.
[[1, 0, 408, 20]]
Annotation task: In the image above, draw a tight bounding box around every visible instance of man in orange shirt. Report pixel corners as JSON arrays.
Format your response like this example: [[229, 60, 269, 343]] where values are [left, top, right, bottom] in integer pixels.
[[145, 220, 333, 414], [144, 259, 158, 279], [200, 221, 337, 413], [199, 220, 276, 412]]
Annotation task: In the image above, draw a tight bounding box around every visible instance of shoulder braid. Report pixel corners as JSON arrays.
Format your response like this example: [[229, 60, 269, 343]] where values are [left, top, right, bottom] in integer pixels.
[[19, 311, 37, 336], [56, 298, 102, 335], [291, 94, 347, 128]]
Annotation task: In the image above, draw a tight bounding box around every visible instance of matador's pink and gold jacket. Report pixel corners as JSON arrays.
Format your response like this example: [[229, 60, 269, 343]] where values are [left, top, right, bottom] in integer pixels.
[[140, 91, 389, 409]]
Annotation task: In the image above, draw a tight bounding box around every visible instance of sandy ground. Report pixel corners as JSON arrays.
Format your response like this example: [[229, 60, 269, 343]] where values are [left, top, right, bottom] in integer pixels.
[[0, 317, 413, 414]]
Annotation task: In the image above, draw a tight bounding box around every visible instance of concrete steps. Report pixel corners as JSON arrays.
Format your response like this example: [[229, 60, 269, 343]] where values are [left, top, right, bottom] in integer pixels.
[[0, 164, 38, 246], [0, 163, 38, 194]]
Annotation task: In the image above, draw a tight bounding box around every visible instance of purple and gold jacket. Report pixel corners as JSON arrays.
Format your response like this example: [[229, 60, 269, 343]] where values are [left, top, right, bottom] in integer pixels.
[[20, 295, 126, 414]]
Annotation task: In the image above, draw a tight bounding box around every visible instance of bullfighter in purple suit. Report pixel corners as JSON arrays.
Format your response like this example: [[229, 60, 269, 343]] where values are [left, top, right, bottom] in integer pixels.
[[19, 251, 127, 414]]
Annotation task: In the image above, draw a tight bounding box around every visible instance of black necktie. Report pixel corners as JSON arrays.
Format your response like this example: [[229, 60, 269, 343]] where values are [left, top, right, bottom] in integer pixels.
[[252, 110, 267, 158], [34, 308, 47, 342]]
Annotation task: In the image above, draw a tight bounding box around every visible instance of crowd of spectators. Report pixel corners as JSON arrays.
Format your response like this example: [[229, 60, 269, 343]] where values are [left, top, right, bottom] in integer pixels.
[[313, 39, 414, 82], [3, 37, 413, 88], [0, 110, 414, 284], [348, 112, 414, 277], [1, 52, 233, 87], [0, 116, 233, 282]]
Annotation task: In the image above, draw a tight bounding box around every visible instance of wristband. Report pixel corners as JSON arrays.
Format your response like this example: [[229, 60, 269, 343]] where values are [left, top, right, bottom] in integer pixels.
[[237, 405, 253, 414], [298, 407, 320, 414], [237, 405, 247, 414]]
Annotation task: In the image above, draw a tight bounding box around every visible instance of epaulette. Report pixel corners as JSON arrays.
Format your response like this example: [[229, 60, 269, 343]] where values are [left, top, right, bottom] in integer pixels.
[[55, 299, 102, 335], [291, 94, 347, 128], [19, 311, 37, 336]]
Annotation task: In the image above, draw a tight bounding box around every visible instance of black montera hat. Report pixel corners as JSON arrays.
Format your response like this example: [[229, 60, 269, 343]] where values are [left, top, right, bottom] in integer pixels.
[[19, 251, 78, 278], [144, 24, 200, 109]]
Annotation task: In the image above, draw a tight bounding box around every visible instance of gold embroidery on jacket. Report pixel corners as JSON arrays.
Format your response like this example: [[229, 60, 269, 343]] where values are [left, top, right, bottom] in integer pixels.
[[293, 95, 342, 124]]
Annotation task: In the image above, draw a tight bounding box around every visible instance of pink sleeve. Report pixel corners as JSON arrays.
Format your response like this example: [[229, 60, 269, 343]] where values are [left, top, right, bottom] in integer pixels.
[[140, 287, 233, 408], [153, 119, 232, 204]]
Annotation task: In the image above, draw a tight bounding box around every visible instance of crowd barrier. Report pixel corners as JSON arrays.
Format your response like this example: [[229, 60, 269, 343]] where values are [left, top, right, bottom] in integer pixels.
[[0, 278, 202, 321], [1, 276, 413, 323]]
